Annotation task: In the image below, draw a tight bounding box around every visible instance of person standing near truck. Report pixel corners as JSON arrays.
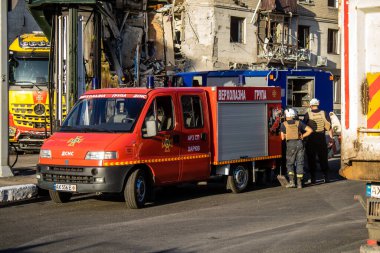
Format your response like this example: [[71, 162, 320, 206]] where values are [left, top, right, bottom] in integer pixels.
[[304, 98, 333, 184], [280, 108, 313, 188]]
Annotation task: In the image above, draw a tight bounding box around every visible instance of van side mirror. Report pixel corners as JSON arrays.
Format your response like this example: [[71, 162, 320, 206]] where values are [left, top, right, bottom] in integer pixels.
[[145, 120, 157, 137]]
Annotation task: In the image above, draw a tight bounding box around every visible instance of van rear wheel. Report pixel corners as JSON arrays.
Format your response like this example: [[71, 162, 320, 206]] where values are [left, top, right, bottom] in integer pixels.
[[49, 190, 72, 203], [124, 169, 148, 209], [227, 164, 249, 193]]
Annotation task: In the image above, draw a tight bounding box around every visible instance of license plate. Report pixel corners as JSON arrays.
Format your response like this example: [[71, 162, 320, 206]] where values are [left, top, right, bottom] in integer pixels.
[[366, 184, 380, 198], [55, 183, 77, 192]]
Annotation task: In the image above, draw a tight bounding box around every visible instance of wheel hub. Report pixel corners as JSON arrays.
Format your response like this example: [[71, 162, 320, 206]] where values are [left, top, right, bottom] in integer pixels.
[[234, 167, 248, 189], [136, 176, 146, 202]]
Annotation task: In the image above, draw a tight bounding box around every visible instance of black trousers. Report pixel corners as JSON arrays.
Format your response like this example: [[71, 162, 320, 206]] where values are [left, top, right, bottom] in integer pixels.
[[305, 132, 329, 180]]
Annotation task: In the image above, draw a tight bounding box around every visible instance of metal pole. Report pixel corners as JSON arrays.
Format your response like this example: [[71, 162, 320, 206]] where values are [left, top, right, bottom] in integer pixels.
[[0, 1, 13, 177], [67, 8, 78, 110], [77, 15, 85, 98], [94, 10, 101, 89], [58, 16, 63, 123], [48, 15, 56, 134]]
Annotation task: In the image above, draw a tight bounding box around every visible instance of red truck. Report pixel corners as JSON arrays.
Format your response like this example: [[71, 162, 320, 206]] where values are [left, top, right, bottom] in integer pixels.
[[37, 86, 282, 208]]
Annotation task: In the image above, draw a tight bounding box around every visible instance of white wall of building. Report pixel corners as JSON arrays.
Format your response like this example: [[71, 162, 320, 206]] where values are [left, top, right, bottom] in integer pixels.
[[296, 17, 340, 70], [180, 2, 216, 71], [213, 6, 257, 70]]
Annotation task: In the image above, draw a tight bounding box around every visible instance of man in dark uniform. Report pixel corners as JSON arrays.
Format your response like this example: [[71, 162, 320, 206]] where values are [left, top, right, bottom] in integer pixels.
[[280, 108, 313, 188], [304, 98, 334, 183]]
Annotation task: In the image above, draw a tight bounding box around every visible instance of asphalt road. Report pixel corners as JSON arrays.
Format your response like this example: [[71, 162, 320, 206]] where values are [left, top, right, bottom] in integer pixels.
[[0, 156, 368, 253]]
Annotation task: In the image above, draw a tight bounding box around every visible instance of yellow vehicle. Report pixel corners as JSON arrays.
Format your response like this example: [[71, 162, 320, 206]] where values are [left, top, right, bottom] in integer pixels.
[[8, 32, 56, 151]]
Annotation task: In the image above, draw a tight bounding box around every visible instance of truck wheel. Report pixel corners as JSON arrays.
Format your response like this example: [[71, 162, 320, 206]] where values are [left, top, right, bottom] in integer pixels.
[[227, 164, 249, 193], [49, 190, 72, 203], [124, 169, 148, 209]]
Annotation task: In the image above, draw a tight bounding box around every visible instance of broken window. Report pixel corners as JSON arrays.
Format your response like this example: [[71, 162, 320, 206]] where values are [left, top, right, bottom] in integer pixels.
[[230, 16, 245, 43], [298, 26, 310, 49], [328, 0, 338, 8], [328, 29, 339, 54]]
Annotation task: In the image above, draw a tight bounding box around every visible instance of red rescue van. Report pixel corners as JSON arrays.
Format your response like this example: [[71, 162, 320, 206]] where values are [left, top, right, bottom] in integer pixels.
[[37, 86, 282, 208]]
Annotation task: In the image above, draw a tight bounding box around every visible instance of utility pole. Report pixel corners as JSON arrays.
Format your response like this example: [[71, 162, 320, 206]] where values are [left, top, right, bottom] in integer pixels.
[[0, 0, 14, 177]]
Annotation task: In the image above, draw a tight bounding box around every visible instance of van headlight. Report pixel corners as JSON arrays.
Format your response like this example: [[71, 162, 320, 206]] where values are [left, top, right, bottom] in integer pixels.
[[85, 151, 118, 160], [40, 149, 52, 158]]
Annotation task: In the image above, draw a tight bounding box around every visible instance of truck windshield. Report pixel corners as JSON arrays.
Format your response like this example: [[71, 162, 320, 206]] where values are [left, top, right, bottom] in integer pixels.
[[9, 57, 49, 85], [60, 97, 146, 133]]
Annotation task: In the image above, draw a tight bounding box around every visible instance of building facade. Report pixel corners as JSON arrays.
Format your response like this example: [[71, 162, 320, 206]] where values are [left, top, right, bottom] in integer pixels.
[[173, 0, 340, 111]]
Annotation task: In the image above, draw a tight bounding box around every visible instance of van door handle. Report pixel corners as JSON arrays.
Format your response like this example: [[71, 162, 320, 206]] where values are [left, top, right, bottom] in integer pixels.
[[173, 134, 180, 144]]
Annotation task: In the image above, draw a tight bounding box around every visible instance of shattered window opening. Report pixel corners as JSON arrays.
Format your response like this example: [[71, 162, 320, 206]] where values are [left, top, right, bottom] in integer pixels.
[[230, 16, 245, 43], [298, 25, 310, 49], [328, 0, 338, 8], [327, 29, 339, 54]]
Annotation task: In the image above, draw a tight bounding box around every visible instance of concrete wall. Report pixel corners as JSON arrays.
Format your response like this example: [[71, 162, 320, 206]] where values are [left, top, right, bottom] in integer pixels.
[[180, 0, 259, 71], [298, 1, 338, 20], [213, 5, 257, 70], [180, 0, 340, 72], [180, 1, 216, 71], [296, 2, 340, 71], [8, 0, 41, 45]]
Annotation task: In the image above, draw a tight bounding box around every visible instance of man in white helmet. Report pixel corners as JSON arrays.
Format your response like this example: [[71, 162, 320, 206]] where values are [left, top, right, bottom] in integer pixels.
[[303, 98, 333, 183], [280, 108, 313, 188]]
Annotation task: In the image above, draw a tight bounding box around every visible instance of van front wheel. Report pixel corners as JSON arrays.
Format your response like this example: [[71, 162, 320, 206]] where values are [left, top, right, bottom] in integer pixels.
[[49, 190, 72, 203], [124, 169, 148, 209], [227, 164, 249, 193]]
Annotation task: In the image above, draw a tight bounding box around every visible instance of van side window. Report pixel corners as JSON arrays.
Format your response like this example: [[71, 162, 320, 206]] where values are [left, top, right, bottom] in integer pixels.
[[181, 96, 203, 129], [142, 96, 174, 136], [156, 96, 174, 131]]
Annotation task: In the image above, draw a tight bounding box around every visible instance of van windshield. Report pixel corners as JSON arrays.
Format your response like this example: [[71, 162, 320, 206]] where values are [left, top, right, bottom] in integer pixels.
[[60, 97, 146, 133]]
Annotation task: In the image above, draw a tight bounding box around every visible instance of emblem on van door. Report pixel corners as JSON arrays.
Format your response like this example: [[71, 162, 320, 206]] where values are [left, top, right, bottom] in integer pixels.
[[162, 135, 173, 152], [67, 136, 84, 147]]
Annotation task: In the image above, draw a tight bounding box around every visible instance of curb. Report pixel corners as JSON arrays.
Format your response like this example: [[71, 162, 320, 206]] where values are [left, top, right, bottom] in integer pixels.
[[0, 184, 38, 202]]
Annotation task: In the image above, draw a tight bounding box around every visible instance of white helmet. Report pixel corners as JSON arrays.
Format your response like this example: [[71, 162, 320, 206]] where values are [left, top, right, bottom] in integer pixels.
[[310, 98, 320, 106], [285, 108, 296, 118]]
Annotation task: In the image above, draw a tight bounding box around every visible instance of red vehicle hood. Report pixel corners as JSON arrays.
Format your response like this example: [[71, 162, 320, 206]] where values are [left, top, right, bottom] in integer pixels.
[[40, 132, 128, 166]]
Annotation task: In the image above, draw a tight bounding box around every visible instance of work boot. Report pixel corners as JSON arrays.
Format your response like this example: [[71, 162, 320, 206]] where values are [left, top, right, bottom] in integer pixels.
[[324, 174, 330, 183], [286, 175, 296, 188], [310, 174, 316, 184], [297, 177, 303, 189]]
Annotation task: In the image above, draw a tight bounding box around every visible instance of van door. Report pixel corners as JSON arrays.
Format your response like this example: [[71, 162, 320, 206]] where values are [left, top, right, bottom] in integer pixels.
[[178, 91, 211, 182], [139, 95, 180, 184]]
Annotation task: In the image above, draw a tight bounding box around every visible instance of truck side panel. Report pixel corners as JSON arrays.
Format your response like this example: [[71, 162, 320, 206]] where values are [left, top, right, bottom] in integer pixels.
[[218, 103, 268, 160], [205, 87, 282, 165], [340, 0, 380, 181]]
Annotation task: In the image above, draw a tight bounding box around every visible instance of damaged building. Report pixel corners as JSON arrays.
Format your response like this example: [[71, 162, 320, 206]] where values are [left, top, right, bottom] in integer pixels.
[[170, 0, 339, 72], [26, 0, 340, 97], [169, 0, 340, 110]]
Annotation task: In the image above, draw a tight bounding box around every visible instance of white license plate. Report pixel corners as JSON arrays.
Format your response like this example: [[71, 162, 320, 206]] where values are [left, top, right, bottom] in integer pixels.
[[55, 184, 77, 192], [370, 185, 380, 198]]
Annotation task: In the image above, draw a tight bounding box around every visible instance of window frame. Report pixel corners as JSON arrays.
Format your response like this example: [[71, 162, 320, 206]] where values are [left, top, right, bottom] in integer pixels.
[[298, 25, 310, 49], [141, 96, 175, 138], [180, 95, 204, 129], [328, 0, 338, 8], [230, 16, 246, 44], [327, 28, 339, 54]]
